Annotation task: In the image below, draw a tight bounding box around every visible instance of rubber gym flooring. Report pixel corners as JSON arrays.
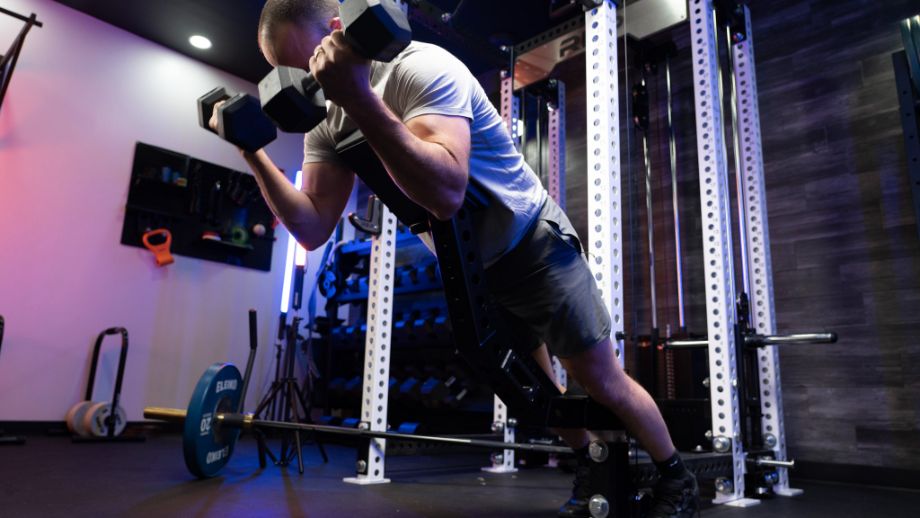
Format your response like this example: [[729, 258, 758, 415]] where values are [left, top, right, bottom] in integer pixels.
[[1, 435, 918, 517]]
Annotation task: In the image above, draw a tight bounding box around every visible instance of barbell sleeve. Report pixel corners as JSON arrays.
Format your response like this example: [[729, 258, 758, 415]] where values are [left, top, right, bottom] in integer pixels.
[[749, 457, 795, 469], [663, 339, 710, 350], [749, 332, 837, 346], [664, 331, 837, 350], [144, 407, 188, 422]]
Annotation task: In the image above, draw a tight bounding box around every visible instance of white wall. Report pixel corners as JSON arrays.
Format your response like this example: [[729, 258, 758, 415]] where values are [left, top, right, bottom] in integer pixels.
[[0, 0, 329, 420]]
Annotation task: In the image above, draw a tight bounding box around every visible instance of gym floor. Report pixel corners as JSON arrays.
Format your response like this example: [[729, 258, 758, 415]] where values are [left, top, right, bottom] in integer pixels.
[[1, 435, 918, 518]]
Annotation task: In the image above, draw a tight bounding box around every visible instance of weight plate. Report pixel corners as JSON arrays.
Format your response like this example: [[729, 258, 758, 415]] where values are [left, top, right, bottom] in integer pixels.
[[183, 363, 243, 478], [319, 270, 337, 299], [397, 422, 419, 434], [66, 401, 95, 437], [83, 402, 127, 438]]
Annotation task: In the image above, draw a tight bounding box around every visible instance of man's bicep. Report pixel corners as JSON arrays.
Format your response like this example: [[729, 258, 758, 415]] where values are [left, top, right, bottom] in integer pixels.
[[301, 160, 355, 236], [405, 113, 471, 170]]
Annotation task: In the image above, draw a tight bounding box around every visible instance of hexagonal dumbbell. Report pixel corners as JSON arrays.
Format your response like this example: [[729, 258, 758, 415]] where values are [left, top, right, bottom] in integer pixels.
[[196, 86, 277, 153], [258, 0, 412, 134]]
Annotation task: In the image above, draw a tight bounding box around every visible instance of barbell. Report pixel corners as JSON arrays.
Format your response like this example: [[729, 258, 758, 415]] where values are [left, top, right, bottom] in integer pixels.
[[664, 332, 837, 350], [145, 363, 572, 478]]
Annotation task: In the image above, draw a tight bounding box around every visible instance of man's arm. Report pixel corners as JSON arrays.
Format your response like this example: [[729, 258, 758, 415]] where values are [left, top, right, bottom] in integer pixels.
[[242, 149, 355, 251], [344, 100, 470, 221], [208, 102, 354, 250], [311, 33, 471, 221]]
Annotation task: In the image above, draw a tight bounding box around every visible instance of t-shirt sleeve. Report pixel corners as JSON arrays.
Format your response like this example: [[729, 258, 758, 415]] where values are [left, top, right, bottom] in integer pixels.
[[392, 46, 475, 123], [302, 121, 344, 166]]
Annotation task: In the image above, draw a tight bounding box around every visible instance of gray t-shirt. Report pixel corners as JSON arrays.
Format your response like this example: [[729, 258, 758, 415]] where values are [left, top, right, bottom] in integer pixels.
[[303, 41, 546, 267]]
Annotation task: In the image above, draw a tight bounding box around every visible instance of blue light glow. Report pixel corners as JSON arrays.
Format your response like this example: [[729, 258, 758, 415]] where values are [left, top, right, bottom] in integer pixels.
[[279, 171, 304, 312]]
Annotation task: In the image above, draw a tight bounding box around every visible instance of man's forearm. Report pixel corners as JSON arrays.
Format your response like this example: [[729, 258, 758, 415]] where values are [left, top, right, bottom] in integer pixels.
[[241, 150, 327, 249], [342, 95, 467, 220]]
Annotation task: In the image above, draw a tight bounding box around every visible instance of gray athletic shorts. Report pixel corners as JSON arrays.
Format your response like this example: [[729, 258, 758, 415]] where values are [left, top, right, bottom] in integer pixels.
[[484, 198, 612, 358]]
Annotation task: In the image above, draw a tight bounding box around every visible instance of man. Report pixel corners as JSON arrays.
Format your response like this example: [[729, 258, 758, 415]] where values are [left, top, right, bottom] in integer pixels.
[[213, 1, 699, 516]]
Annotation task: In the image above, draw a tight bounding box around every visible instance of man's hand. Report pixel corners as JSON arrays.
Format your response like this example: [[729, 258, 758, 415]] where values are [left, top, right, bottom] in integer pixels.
[[209, 99, 253, 156], [309, 30, 373, 109], [208, 100, 226, 133]]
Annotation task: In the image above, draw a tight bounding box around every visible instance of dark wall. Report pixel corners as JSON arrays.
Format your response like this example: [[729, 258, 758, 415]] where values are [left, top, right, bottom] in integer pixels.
[[550, 0, 920, 470]]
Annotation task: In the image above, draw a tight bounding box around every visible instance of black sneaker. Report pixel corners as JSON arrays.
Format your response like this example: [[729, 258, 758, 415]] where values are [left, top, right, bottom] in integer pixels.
[[557, 460, 592, 517], [647, 472, 700, 518]]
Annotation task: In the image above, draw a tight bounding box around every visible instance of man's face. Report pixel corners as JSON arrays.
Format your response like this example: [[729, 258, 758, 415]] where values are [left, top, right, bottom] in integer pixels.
[[260, 20, 326, 69]]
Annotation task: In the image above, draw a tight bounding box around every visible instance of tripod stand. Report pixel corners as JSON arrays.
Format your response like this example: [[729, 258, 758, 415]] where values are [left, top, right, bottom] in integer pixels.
[[253, 314, 328, 473]]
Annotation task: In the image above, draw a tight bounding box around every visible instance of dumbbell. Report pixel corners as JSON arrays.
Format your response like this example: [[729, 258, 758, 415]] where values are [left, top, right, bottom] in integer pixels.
[[394, 265, 411, 287], [441, 376, 473, 408], [423, 261, 439, 282], [344, 375, 363, 403], [327, 376, 347, 406], [427, 308, 450, 342], [398, 376, 422, 403], [258, 0, 412, 133], [419, 374, 470, 409], [419, 376, 449, 408], [197, 87, 277, 153], [392, 310, 415, 346]]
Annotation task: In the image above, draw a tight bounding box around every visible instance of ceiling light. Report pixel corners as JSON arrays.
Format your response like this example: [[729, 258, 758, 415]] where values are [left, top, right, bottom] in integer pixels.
[[189, 35, 212, 50]]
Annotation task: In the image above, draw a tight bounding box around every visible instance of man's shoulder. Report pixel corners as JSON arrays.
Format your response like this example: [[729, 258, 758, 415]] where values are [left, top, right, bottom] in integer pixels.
[[393, 41, 467, 73], [399, 41, 454, 59]]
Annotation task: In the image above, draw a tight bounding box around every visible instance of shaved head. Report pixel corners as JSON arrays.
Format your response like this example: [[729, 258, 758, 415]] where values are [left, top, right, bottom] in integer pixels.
[[258, 0, 339, 67], [259, 0, 338, 45]]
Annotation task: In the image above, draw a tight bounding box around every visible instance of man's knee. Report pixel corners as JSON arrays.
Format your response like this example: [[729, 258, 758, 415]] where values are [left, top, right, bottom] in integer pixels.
[[564, 346, 629, 410], [578, 373, 629, 410]]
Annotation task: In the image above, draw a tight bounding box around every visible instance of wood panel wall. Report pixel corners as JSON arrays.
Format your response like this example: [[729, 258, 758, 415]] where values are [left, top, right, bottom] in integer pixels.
[[548, 0, 920, 470]]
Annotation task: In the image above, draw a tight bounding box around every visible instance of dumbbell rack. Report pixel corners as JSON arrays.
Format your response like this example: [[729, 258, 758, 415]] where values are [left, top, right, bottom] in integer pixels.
[[316, 222, 492, 436]]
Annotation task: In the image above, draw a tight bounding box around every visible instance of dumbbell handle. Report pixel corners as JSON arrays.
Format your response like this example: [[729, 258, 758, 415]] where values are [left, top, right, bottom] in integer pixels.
[[143, 406, 572, 454]]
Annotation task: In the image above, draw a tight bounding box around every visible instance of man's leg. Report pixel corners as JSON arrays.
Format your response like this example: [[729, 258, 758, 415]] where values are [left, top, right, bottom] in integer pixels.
[[560, 337, 699, 518], [531, 344, 591, 448], [558, 337, 674, 461], [530, 344, 595, 518]]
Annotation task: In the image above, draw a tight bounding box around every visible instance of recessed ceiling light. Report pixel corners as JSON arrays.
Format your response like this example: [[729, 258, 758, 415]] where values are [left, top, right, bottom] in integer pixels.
[[189, 35, 212, 50]]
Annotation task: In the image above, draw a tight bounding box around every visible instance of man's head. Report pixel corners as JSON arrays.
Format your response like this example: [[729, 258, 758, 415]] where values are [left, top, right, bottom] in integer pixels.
[[258, 0, 339, 68]]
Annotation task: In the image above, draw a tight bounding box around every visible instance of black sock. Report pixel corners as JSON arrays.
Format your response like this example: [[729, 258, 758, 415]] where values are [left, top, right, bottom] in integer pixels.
[[655, 451, 689, 479]]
